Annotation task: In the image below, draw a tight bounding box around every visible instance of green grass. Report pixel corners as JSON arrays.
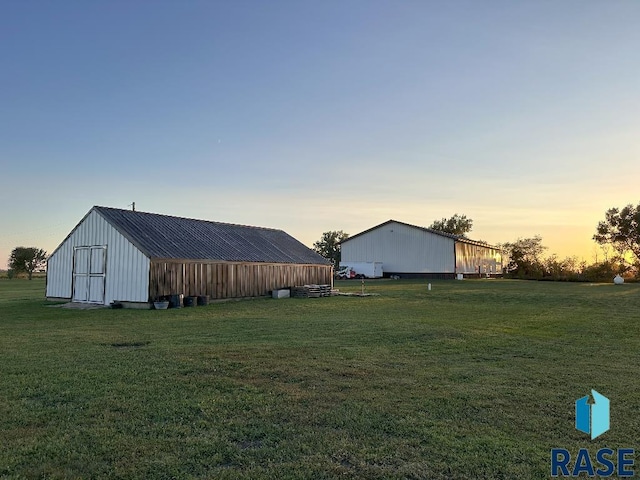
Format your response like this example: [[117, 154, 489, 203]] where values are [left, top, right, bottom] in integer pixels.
[[0, 278, 639, 479]]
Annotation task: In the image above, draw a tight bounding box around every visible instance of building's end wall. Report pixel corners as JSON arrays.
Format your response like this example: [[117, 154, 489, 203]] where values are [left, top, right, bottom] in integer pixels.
[[46, 209, 150, 305], [341, 222, 456, 273]]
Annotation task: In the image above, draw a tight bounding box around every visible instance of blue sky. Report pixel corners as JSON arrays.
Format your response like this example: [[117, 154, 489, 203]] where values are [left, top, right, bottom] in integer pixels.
[[2, 1, 639, 269]]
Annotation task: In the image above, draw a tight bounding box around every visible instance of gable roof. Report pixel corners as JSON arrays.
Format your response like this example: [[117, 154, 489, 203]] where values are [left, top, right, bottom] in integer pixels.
[[92, 206, 329, 265], [342, 219, 500, 249]]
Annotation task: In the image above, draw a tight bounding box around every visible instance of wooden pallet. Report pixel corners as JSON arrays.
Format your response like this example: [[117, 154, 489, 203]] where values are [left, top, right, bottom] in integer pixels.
[[291, 284, 332, 298]]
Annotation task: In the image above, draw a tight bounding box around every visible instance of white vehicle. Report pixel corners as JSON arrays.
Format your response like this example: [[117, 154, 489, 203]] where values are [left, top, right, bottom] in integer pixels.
[[337, 262, 383, 279], [334, 266, 357, 280]]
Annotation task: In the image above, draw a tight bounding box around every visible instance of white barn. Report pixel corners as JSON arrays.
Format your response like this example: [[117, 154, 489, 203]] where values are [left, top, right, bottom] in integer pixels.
[[341, 220, 502, 278], [46, 206, 331, 306]]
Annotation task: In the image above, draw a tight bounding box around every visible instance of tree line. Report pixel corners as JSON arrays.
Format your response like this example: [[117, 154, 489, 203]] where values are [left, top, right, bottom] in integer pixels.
[[313, 202, 640, 282], [500, 202, 639, 280]]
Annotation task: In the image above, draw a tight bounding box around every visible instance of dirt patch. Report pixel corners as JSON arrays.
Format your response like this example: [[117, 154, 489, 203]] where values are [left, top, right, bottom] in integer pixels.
[[106, 341, 151, 349]]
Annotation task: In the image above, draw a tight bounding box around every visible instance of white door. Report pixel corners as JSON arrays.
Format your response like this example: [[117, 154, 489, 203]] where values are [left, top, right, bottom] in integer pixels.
[[72, 246, 107, 303]]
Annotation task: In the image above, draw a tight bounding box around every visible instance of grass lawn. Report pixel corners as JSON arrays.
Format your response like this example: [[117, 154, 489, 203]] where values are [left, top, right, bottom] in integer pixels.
[[0, 278, 639, 479]]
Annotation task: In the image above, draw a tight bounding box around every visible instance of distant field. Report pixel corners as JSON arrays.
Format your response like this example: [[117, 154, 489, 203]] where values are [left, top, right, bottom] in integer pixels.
[[0, 278, 638, 479]]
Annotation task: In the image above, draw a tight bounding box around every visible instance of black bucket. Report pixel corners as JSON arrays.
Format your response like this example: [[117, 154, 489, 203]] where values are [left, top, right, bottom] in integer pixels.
[[167, 294, 182, 309], [183, 296, 197, 307], [197, 295, 209, 306]]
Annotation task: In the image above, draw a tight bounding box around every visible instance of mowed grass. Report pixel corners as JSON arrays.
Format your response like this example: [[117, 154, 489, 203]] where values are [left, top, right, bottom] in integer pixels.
[[0, 278, 639, 479]]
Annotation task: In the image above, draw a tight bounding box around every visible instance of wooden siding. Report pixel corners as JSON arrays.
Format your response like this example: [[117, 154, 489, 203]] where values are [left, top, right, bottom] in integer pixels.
[[149, 260, 332, 300]]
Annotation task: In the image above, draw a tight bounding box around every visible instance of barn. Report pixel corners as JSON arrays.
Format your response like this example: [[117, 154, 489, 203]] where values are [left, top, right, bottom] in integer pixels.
[[46, 206, 331, 306], [341, 220, 502, 278]]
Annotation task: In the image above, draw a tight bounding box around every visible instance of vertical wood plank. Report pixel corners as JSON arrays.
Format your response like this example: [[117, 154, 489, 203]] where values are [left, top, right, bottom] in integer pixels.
[[216, 264, 222, 299]]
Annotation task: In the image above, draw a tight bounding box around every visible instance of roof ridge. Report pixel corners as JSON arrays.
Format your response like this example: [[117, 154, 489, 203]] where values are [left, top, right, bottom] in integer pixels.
[[93, 205, 285, 233], [343, 219, 499, 249]]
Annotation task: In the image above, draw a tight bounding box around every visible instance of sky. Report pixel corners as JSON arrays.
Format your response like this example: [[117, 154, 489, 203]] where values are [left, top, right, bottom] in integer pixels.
[[1, 0, 639, 270]]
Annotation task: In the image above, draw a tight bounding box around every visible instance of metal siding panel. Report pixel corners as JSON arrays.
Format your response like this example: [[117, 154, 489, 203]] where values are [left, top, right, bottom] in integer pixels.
[[46, 252, 72, 298], [342, 221, 455, 273], [104, 221, 149, 304]]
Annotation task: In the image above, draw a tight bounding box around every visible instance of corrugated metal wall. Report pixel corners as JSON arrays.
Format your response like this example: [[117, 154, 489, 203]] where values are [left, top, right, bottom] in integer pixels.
[[149, 261, 332, 299], [341, 222, 456, 273], [46, 210, 149, 304], [455, 242, 503, 274]]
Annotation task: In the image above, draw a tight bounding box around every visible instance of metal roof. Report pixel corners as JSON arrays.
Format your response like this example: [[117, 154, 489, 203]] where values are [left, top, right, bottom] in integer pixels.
[[342, 219, 501, 250], [93, 206, 330, 265]]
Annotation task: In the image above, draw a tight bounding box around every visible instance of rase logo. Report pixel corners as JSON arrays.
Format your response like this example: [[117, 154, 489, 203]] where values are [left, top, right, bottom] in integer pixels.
[[551, 390, 635, 478], [575, 389, 609, 440]]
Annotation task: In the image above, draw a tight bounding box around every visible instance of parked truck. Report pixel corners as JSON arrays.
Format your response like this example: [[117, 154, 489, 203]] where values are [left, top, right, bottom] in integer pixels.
[[336, 262, 383, 279]]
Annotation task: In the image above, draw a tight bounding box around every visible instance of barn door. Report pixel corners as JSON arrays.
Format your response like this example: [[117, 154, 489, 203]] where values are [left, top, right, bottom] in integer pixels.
[[72, 246, 107, 303]]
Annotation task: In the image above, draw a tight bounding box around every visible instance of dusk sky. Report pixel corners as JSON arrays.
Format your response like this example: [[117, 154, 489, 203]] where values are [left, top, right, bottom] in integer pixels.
[[2, 1, 639, 269]]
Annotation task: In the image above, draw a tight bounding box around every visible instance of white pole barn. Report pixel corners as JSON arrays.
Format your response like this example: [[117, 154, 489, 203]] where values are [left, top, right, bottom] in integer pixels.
[[341, 220, 502, 278]]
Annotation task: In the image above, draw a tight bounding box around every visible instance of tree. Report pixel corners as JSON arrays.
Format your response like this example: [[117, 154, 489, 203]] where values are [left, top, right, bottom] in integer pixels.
[[313, 231, 349, 267], [8, 247, 47, 280], [593, 202, 640, 265], [542, 254, 580, 279], [429, 214, 473, 236], [500, 236, 547, 277]]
